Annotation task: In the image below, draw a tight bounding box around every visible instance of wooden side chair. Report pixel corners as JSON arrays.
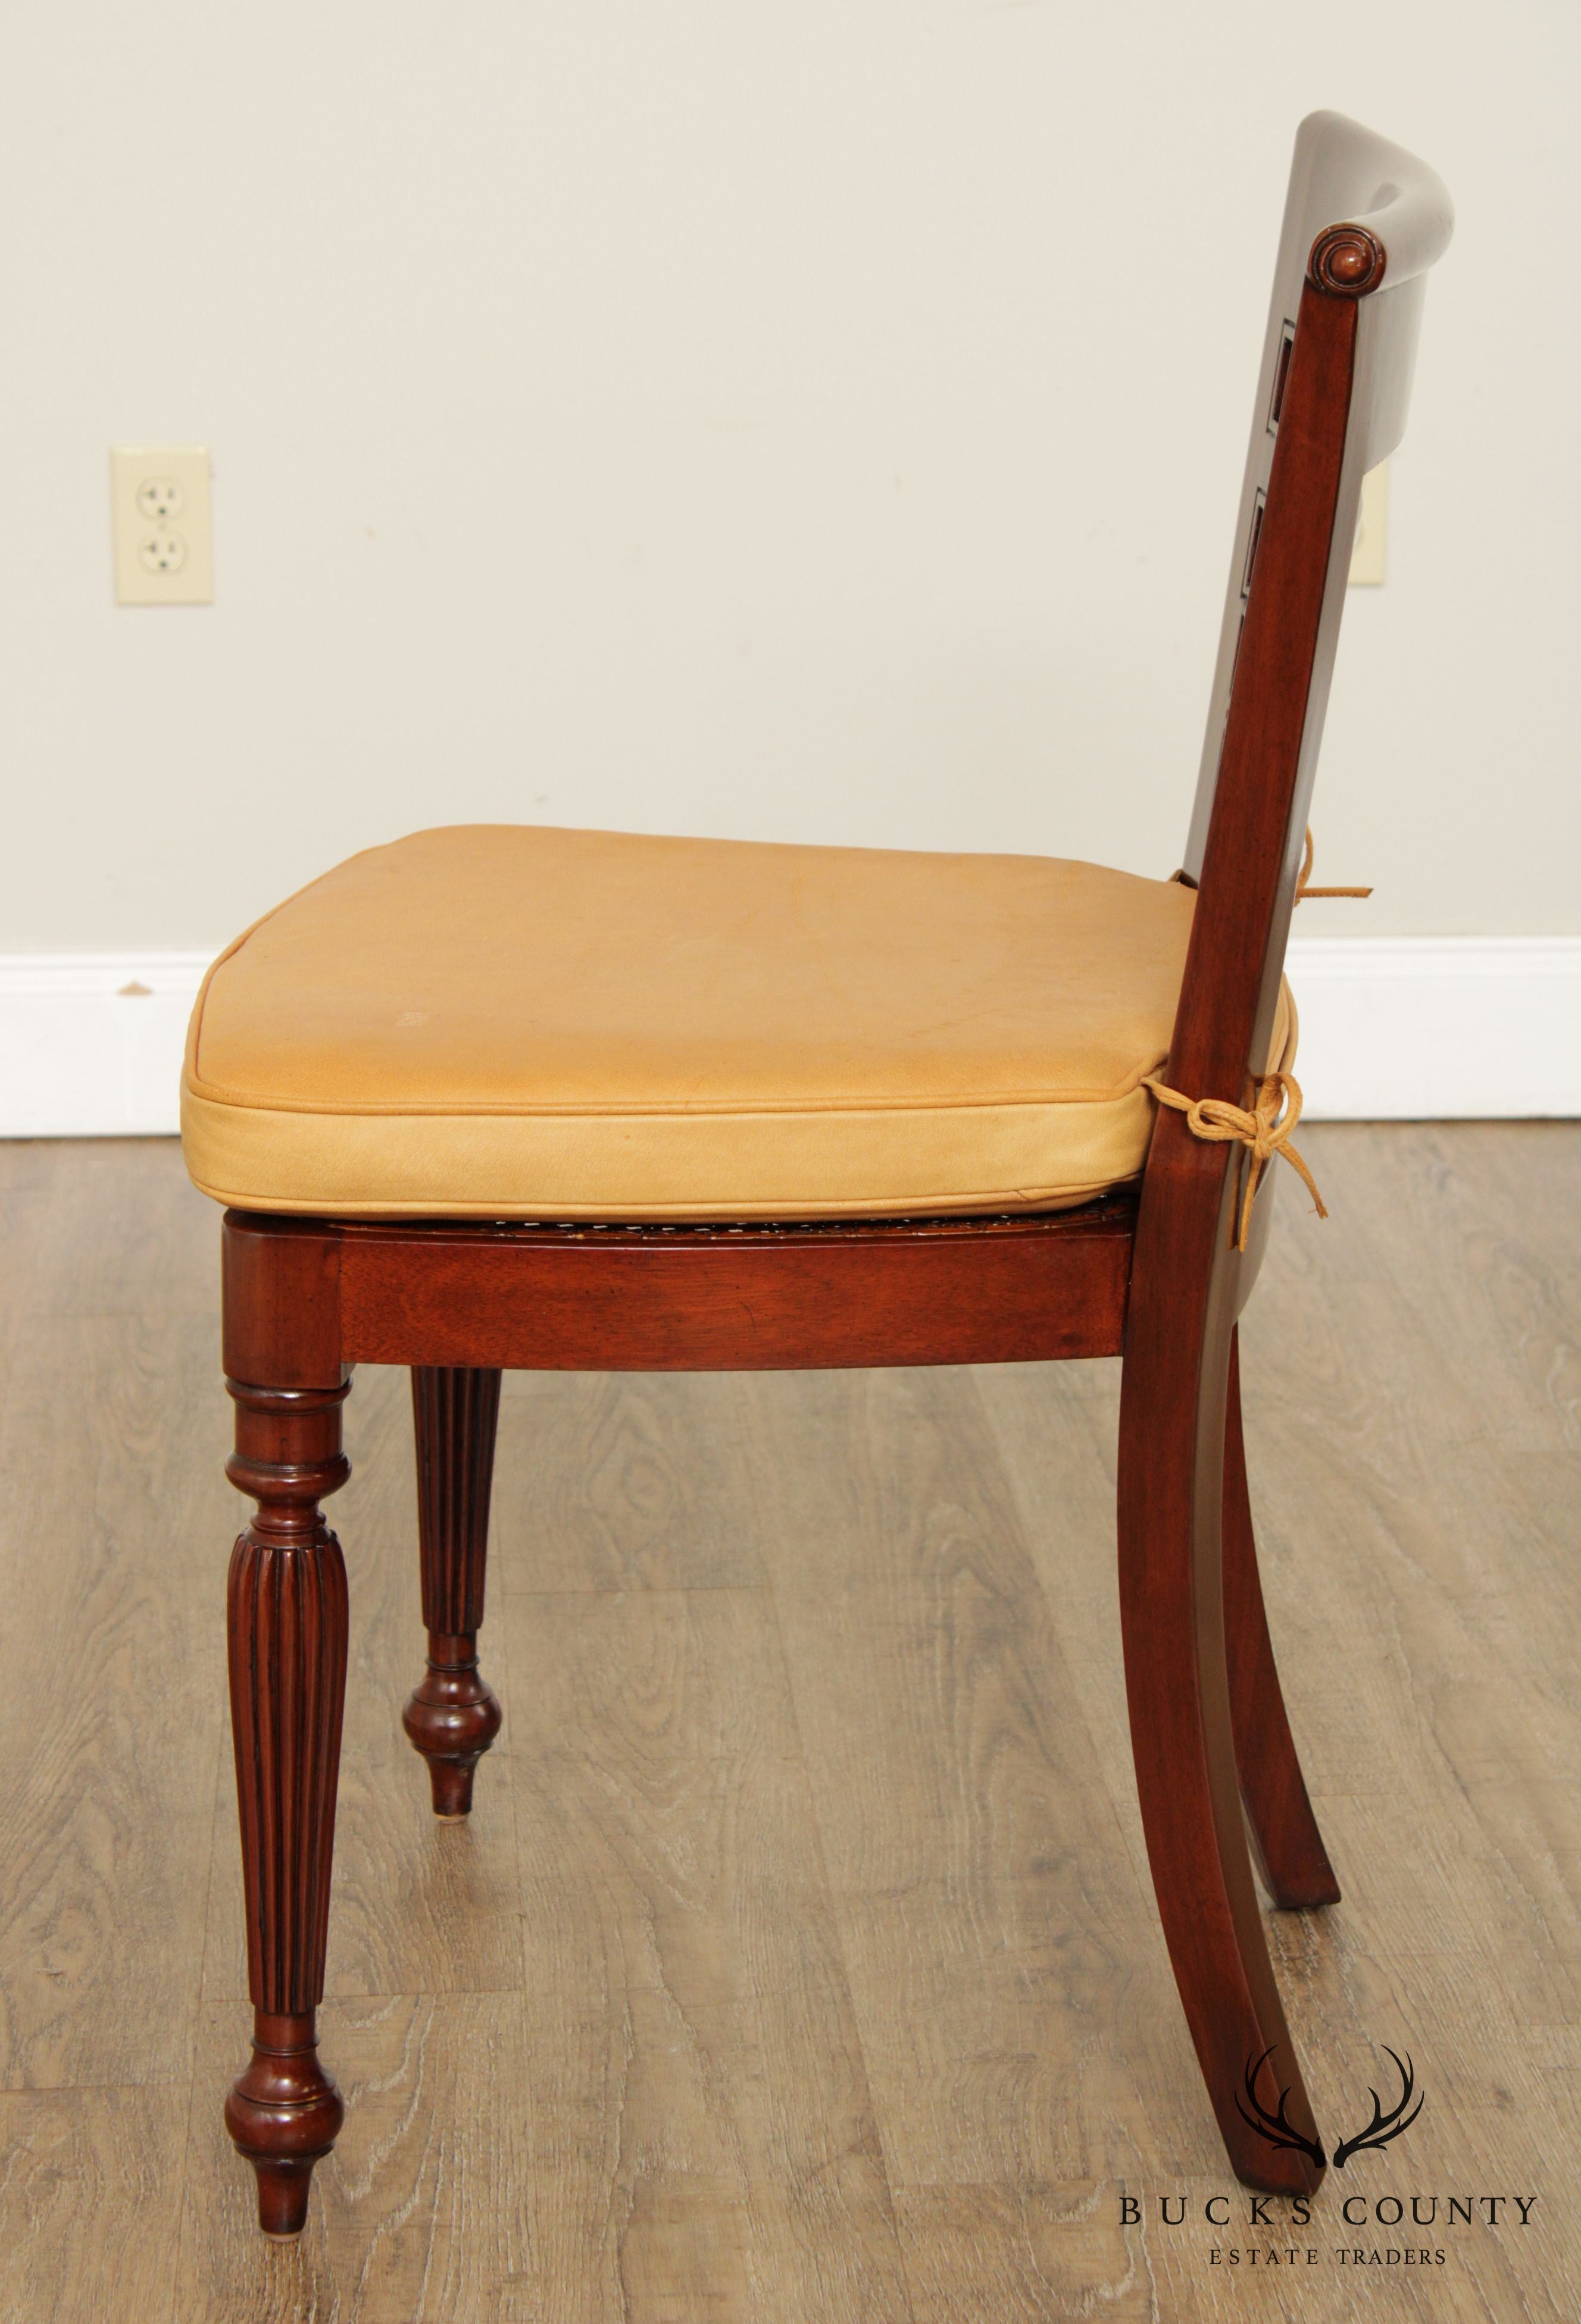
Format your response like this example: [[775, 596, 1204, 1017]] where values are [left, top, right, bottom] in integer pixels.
[[181, 111, 1452, 2235]]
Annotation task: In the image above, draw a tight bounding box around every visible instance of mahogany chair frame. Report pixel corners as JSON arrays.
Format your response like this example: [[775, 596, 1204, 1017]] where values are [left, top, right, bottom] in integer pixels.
[[215, 113, 1452, 2234]]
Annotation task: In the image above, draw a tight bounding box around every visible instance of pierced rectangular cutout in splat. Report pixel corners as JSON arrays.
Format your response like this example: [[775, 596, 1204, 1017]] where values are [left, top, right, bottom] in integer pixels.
[[1267, 320, 1296, 433], [1241, 490, 1266, 599]]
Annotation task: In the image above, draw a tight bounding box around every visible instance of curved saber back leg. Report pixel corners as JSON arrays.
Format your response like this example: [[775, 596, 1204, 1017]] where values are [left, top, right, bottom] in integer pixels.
[[1117, 1171, 1324, 2193], [1224, 1329, 1340, 1909]]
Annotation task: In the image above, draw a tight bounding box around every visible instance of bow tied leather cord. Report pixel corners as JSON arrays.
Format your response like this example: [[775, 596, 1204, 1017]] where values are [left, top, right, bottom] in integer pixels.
[[1146, 827, 1360, 1244], [1142, 1069, 1328, 1252], [1295, 824, 1371, 902]]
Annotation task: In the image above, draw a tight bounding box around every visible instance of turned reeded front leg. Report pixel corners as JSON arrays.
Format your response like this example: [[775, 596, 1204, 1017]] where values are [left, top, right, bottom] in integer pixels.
[[225, 1377, 351, 2238], [404, 1368, 503, 1818]]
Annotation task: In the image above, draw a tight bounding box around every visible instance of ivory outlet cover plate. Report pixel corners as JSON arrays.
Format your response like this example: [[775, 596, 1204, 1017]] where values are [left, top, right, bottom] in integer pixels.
[[111, 446, 213, 604], [1348, 461, 1387, 586]]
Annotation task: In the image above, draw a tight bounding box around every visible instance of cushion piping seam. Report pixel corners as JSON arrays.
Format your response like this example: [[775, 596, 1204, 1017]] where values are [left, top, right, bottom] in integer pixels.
[[181, 1062, 1170, 1119]]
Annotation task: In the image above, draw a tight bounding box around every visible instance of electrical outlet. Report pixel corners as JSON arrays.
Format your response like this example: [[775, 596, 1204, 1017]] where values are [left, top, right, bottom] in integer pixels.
[[1348, 461, 1387, 586], [111, 446, 213, 604]]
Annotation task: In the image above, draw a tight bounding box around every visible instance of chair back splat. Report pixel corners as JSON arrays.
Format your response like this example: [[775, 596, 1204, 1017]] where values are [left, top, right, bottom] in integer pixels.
[[1174, 111, 1452, 1109]]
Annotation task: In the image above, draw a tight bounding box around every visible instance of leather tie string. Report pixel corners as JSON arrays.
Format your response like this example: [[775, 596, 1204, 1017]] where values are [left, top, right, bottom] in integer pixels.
[[1142, 1070, 1328, 1252], [1296, 825, 1371, 902]]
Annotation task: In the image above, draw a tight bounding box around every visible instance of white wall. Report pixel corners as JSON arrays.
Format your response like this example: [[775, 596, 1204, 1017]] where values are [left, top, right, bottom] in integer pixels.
[[2, 1, 1577, 958]]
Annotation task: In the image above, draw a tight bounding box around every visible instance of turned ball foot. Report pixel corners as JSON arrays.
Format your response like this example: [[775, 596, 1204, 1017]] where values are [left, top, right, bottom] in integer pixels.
[[403, 1632, 502, 1817], [225, 2012, 345, 2237]]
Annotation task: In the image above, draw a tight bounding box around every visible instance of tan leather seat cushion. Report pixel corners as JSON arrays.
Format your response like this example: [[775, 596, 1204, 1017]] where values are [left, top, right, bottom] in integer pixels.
[[182, 823, 1285, 1221]]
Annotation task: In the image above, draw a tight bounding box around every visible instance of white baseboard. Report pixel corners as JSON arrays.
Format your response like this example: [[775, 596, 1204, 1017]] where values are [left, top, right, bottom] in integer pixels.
[[1, 937, 1577, 1138], [1285, 936, 1581, 1119], [0, 952, 213, 1136]]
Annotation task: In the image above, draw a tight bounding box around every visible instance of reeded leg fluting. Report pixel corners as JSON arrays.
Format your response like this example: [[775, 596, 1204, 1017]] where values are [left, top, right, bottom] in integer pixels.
[[225, 1377, 351, 2237], [404, 1367, 503, 1817]]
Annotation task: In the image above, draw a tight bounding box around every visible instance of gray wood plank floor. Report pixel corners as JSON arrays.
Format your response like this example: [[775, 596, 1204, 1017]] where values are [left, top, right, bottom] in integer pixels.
[[0, 1129, 1576, 2320]]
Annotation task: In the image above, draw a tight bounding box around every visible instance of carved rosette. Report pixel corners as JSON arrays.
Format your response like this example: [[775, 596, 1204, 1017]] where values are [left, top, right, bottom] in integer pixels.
[[403, 1368, 504, 1817], [1308, 223, 1387, 296]]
